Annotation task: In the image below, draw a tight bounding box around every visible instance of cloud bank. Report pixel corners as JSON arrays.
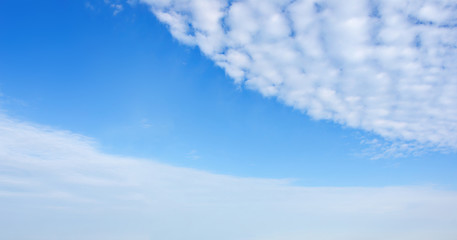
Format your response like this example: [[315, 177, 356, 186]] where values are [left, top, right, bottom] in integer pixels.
[[135, 0, 457, 150], [1, 114, 457, 239]]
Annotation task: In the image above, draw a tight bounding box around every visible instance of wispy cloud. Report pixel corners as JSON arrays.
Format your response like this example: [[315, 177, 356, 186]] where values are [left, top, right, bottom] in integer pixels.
[[134, 0, 457, 153], [186, 149, 200, 160], [1, 114, 457, 239], [105, 0, 124, 15], [85, 1, 95, 11]]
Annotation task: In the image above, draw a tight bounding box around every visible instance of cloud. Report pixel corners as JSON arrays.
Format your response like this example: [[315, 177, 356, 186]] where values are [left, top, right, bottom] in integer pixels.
[[1, 114, 457, 239], [85, 2, 95, 11], [105, 0, 124, 15], [111, 3, 124, 15], [134, 0, 457, 152], [186, 149, 200, 159]]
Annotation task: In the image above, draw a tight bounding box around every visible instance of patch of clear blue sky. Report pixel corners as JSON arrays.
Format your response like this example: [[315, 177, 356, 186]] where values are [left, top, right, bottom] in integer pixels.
[[0, 0, 456, 188]]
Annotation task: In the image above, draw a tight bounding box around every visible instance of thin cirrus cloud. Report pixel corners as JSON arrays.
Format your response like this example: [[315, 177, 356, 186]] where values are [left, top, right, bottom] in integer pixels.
[[134, 0, 457, 151], [1, 115, 457, 239]]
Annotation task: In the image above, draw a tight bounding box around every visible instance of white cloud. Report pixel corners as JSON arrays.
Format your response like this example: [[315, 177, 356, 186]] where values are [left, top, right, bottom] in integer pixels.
[[111, 3, 124, 15], [135, 0, 457, 152], [105, 0, 124, 15], [1, 114, 457, 239]]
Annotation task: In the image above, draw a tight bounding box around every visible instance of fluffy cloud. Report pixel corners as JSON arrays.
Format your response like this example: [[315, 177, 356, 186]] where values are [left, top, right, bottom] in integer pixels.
[[1, 114, 457, 239], [136, 0, 457, 150]]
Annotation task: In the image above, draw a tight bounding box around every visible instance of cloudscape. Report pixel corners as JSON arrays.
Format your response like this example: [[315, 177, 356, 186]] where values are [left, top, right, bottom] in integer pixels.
[[145, 0, 457, 149], [0, 0, 456, 239]]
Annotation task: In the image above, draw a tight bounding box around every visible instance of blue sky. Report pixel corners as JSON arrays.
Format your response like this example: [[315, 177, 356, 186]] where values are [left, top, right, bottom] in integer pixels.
[[1, 0, 457, 239]]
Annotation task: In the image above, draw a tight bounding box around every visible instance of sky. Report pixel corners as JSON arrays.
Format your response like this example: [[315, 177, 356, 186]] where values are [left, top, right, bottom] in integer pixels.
[[0, 0, 457, 239]]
